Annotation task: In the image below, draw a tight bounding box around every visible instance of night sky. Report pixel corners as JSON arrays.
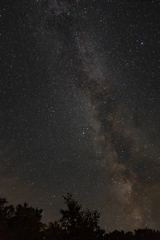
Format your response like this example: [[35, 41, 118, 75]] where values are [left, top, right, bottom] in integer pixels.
[[1, 0, 160, 232]]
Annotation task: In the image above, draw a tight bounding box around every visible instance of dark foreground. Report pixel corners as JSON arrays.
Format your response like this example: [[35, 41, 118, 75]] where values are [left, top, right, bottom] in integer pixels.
[[0, 194, 159, 240]]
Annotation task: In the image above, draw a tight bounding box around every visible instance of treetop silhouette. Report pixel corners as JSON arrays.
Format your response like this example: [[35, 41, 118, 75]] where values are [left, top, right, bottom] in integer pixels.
[[0, 194, 160, 240]]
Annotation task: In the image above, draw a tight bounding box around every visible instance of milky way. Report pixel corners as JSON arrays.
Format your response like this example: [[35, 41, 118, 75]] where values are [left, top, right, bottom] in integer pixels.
[[1, 0, 160, 232]]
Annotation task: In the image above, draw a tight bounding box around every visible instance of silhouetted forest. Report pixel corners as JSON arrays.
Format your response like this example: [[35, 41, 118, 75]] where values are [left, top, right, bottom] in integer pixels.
[[0, 193, 160, 240]]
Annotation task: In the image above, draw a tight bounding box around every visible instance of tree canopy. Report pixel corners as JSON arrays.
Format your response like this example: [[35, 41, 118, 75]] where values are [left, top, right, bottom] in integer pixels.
[[0, 194, 160, 240]]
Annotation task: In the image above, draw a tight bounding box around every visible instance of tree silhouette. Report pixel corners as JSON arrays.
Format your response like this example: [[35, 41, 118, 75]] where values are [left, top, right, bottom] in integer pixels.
[[0, 199, 45, 240], [58, 193, 105, 240], [0, 198, 15, 240], [103, 230, 126, 240], [44, 221, 63, 240], [134, 228, 160, 240], [1, 196, 160, 240]]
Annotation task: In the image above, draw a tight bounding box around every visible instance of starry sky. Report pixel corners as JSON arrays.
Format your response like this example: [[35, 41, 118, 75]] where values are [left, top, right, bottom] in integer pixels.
[[1, 0, 160, 232]]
